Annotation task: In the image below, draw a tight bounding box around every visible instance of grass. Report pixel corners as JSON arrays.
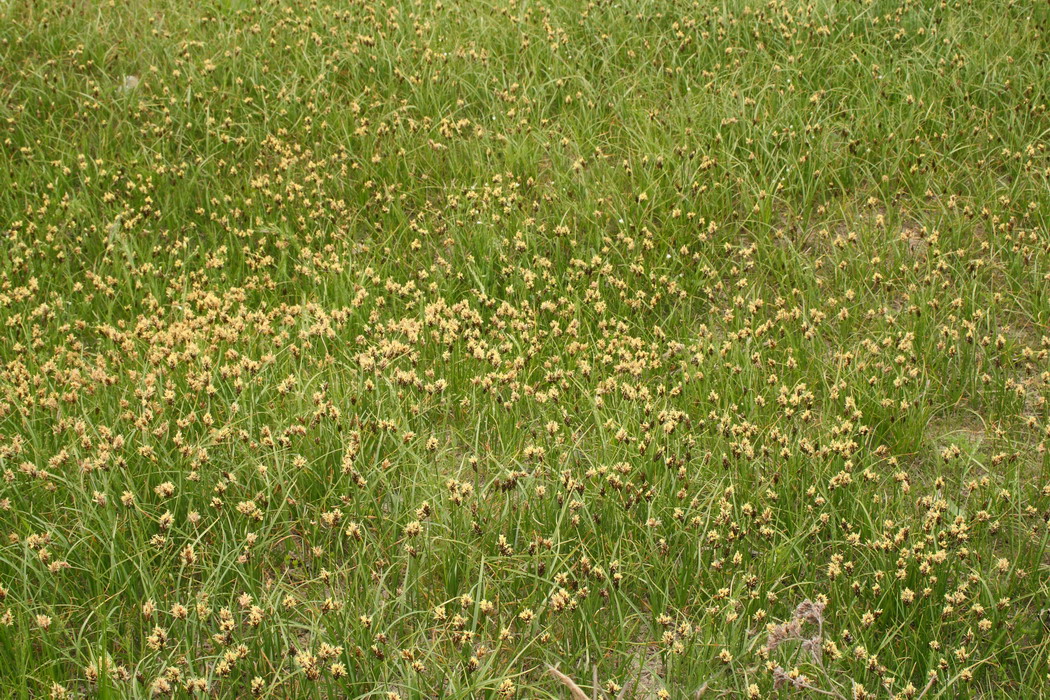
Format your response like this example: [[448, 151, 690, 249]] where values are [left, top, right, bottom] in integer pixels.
[[0, 0, 1049, 696]]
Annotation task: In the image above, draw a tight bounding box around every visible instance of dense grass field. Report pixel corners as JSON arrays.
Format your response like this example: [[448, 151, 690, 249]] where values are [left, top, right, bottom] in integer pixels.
[[1, 0, 1050, 696]]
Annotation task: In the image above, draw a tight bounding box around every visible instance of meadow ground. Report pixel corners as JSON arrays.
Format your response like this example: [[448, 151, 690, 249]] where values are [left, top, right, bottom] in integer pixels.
[[1, 0, 1050, 697]]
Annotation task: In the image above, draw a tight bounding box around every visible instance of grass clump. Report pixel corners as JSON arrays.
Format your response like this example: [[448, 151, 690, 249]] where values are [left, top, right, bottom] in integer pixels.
[[1, 0, 1050, 697]]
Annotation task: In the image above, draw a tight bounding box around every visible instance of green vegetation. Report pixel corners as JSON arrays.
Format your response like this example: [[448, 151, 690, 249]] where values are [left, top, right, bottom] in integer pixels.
[[1, 0, 1049, 696]]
